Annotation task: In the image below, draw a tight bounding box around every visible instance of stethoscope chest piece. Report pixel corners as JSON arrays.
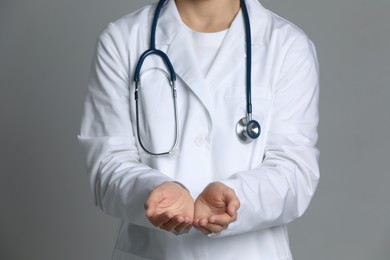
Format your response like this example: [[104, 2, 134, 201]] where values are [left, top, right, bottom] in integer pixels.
[[236, 117, 261, 144]]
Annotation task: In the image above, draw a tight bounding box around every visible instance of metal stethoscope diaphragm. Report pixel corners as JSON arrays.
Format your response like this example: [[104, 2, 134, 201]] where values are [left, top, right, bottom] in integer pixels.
[[236, 115, 261, 144]]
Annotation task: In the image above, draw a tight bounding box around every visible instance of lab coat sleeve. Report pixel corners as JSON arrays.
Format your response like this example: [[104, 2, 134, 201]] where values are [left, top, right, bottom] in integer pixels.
[[78, 23, 172, 228], [218, 35, 320, 237]]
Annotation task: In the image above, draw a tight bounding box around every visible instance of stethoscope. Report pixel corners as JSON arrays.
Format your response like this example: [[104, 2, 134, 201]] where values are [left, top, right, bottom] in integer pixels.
[[134, 0, 261, 157]]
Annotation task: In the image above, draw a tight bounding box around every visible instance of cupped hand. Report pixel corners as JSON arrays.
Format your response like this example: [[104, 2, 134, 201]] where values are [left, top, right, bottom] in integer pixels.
[[194, 182, 240, 235], [145, 182, 194, 233]]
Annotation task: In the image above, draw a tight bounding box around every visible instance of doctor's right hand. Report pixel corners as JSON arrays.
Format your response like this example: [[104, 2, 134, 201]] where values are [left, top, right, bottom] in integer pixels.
[[145, 181, 194, 233]]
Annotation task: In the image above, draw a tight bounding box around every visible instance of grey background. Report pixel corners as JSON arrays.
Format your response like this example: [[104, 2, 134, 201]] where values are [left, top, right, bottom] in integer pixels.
[[1, 0, 389, 259]]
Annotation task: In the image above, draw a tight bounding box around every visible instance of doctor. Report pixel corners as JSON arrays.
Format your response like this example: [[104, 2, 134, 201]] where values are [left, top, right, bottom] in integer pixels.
[[78, 0, 320, 259]]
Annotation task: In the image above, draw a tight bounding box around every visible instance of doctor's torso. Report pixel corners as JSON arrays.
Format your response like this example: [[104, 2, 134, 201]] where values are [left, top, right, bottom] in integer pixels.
[[80, 0, 320, 259]]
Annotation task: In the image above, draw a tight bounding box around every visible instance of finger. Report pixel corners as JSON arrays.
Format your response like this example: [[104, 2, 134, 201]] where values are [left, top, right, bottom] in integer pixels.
[[144, 189, 162, 217], [231, 212, 238, 222], [208, 213, 232, 226], [144, 201, 157, 218], [183, 224, 193, 233], [194, 217, 208, 227], [161, 215, 186, 231], [184, 215, 194, 225], [205, 222, 227, 233], [174, 222, 191, 233], [227, 203, 239, 217], [149, 211, 174, 228], [224, 190, 240, 217], [195, 225, 212, 235], [209, 212, 238, 225]]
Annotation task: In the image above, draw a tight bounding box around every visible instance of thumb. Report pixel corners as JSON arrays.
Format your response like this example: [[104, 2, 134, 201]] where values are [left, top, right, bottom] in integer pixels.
[[224, 189, 240, 217], [144, 199, 157, 218], [145, 186, 164, 218]]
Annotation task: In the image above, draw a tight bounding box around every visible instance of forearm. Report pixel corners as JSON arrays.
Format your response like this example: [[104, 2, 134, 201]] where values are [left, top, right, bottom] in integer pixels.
[[79, 135, 172, 227], [217, 143, 319, 237]]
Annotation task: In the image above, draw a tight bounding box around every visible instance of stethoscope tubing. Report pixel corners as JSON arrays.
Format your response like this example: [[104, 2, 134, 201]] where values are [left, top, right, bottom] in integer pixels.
[[134, 49, 176, 83], [134, 0, 179, 156], [240, 0, 253, 118], [135, 79, 179, 157]]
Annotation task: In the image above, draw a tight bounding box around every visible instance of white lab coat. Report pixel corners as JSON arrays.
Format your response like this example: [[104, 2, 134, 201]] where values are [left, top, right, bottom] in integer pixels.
[[78, 0, 320, 259]]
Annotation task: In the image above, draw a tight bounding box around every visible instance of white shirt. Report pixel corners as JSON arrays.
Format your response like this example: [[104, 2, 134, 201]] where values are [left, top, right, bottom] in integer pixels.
[[187, 27, 228, 77]]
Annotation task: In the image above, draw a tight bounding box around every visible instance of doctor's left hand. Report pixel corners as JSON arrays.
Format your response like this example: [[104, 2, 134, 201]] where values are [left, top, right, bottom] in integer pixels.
[[194, 182, 240, 235], [145, 181, 194, 233]]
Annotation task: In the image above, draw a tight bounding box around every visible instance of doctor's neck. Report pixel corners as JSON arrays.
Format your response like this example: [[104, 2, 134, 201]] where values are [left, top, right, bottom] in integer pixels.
[[175, 0, 240, 32]]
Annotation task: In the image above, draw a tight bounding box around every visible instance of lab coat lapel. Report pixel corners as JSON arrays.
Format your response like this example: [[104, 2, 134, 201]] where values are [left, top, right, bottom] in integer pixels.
[[205, 0, 268, 92], [156, 0, 212, 116], [166, 31, 212, 113]]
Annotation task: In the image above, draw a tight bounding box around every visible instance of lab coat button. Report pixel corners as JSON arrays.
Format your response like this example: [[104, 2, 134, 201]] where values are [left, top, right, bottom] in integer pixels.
[[194, 136, 204, 147]]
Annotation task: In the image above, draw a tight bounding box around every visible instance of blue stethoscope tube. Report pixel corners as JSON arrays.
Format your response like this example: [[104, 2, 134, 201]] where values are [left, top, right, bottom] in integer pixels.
[[134, 0, 261, 156], [236, 0, 261, 143]]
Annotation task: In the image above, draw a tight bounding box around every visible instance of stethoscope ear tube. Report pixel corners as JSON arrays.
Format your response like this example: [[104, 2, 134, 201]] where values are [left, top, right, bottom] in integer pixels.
[[135, 80, 179, 156], [134, 49, 176, 83], [133, 0, 179, 157]]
